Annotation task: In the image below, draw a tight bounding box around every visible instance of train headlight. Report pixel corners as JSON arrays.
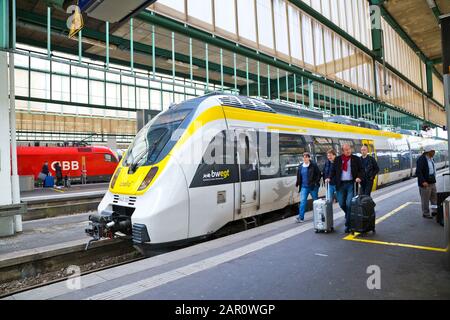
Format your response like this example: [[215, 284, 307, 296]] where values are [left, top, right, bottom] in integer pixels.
[[110, 167, 122, 189], [138, 167, 158, 191]]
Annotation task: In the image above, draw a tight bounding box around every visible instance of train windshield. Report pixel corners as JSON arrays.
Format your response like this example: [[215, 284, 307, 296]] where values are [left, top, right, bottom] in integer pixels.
[[123, 109, 191, 169]]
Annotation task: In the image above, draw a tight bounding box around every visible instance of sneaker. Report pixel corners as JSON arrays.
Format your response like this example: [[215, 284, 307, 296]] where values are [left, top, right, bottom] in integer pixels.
[[422, 214, 433, 219], [295, 217, 304, 223]]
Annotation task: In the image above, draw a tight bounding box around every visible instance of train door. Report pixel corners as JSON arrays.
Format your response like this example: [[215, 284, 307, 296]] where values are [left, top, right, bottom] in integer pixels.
[[235, 129, 260, 219], [362, 139, 377, 191]]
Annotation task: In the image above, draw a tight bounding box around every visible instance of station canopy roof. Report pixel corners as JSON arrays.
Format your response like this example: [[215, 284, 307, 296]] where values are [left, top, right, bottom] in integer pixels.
[[381, 0, 450, 75]]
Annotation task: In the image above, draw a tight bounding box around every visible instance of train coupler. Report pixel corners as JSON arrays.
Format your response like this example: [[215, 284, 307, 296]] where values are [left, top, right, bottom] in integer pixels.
[[85, 210, 131, 250]]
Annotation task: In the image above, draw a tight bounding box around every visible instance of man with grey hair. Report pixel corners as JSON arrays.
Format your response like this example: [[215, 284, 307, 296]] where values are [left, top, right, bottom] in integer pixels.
[[330, 143, 363, 233], [416, 146, 438, 219]]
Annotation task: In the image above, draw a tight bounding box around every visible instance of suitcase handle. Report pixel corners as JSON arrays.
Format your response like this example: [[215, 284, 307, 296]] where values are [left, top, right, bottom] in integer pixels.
[[354, 182, 361, 196], [325, 181, 329, 202]]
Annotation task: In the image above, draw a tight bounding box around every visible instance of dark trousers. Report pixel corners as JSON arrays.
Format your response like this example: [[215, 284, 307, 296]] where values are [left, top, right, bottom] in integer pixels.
[[360, 179, 374, 196], [336, 181, 354, 228]]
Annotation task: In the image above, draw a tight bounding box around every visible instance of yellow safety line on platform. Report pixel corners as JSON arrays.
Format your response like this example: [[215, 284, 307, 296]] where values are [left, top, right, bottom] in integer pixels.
[[344, 237, 446, 252], [343, 202, 446, 253], [52, 188, 65, 193]]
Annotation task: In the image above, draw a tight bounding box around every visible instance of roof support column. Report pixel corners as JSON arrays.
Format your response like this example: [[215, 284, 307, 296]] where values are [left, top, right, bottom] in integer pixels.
[[1, 0, 22, 235], [426, 62, 434, 96], [442, 15, 450, 175], [442, 14, 450, 270]]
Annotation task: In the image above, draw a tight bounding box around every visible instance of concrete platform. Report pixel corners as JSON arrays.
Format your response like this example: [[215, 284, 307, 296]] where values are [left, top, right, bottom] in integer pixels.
[[18, 183, 107, 221], [21, 183, 108, 203], [6, 172, 450, 300], [0, 213, 91, 258]]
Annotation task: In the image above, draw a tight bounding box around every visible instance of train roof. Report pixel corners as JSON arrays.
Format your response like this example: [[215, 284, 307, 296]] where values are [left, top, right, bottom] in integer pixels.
[[168, 93, 448, 141], [17, 146, 115, 155]]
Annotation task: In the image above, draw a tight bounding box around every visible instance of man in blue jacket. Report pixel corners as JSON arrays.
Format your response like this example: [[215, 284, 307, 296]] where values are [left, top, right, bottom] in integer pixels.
[[295, 152, 321, 223], [416, 146, 437, 219]]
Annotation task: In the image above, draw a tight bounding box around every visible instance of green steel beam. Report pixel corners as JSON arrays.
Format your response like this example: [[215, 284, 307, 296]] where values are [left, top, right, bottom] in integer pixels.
[[137, 9, 445, 111], [0, 0, 8, 48], [426, 61, 434, 96], [375, 2, 443, 81], [15, 9, 253, 82], [428, 1, 442, 25], [431, 57, 443, 65], [16, 36, 236, 91], [136, 10, 376, 103], [13, 6, 442, 125], [289, 0, 373, 58]]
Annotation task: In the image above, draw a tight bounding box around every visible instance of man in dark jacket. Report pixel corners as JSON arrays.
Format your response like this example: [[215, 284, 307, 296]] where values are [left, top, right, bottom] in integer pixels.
[[416, 146, 437, 219], [41, 161, 49, 176], [330, 144, 363, 233], [360, 145, 379, 196], [295, 152, 321, 223], [54, 162, 63, 187]]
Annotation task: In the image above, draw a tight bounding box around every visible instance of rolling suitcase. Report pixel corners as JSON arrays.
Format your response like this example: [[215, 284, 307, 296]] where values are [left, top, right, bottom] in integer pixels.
[[436, 173, 450, 226], [44, 175, 55, 188], [313, 183, 334, 233], [350, 183, 376, 234]]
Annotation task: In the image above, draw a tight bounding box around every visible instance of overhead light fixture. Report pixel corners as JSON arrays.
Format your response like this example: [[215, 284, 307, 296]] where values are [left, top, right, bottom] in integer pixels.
[[166, 59, 199, 70]]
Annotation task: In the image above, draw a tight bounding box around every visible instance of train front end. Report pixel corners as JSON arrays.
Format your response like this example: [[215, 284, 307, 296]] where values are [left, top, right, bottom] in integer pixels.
[[85, 103, 196, 248]]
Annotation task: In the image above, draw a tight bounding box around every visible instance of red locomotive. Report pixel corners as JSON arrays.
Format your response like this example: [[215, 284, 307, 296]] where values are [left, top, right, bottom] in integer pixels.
[[17, 146, 119, 183]]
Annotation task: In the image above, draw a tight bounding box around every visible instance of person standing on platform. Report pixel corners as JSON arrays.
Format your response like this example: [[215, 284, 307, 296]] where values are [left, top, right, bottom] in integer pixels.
[[54, 162, 63, 187], [416, 146, 438, 219], [331, 144, 363, 233], [323, 149, 337, 202], [295, 152, 321, 223], [360, 145, 379, 196], [41, 161, 49, 177]]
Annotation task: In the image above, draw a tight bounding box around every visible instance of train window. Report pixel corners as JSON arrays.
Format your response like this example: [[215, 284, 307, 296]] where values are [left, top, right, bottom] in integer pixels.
[[411, 150, 421, 169], [123, 109, 191, 168], [104, 154, 115, 162], [279, 134, 307, 177], [376, 150, 391, 174], [238, 131, 258, 182], [399, 152, 411, 171], [338, 139, 354, 147], [259, 132, 279, 179], [390, 152, 401, 172], [313, 136, 333, 171], [353, 141, 363, 157]]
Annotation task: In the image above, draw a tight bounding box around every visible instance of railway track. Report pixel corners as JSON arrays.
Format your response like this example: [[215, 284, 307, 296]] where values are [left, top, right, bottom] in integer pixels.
[[0, 238, 143, 298], [0, 205, 298, 299]]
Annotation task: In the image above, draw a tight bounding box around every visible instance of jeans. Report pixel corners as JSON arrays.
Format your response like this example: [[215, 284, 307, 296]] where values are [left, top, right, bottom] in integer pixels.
[[360, 179, 374, 196], [336, 181, 354, 227], [298, 186, 319, 220], [326, 184, 336, 202]]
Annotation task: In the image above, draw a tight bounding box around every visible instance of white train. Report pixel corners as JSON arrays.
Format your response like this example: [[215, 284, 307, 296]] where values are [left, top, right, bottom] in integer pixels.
[[85, 93, 448, 247]]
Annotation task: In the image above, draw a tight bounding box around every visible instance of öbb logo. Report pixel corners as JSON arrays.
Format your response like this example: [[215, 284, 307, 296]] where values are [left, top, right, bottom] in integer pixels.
[[51, 161, 80, 171]]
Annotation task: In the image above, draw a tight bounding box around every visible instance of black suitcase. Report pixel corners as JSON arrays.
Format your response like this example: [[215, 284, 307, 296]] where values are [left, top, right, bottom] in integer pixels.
[[436, 192, 448, 226], [350, 185, 376, 234]]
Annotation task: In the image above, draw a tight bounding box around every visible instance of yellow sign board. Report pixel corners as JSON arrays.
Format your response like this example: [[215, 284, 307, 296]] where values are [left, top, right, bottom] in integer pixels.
[[68, 4, 84, 39]]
